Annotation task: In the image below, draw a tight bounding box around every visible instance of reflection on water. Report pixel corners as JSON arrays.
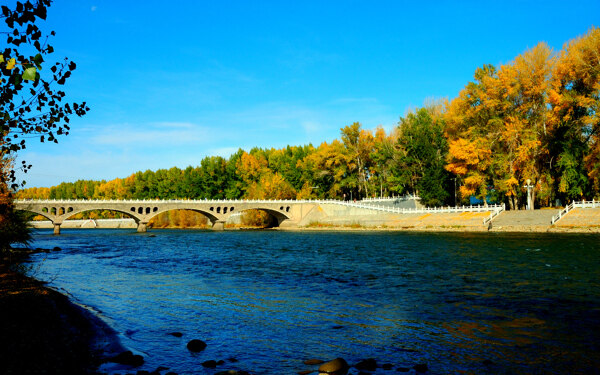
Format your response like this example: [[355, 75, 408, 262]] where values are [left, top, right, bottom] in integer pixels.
[[28, 230, 600, 374]]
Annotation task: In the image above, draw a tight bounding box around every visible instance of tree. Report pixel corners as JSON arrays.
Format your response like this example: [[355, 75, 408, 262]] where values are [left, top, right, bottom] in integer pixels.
[[370, 126, 395, 197], [550, 27, 600, 201], [340, 122, 374, 199], [394, 107, 450, 206], [1, 0, 89, 189]]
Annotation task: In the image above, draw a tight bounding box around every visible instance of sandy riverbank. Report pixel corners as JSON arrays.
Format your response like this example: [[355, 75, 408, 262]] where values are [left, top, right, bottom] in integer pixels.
[[0, 250, 125, 374]]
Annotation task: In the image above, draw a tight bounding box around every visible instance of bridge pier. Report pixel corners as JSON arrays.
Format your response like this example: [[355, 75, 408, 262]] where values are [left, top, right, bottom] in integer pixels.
[[137, 222, 148, 233], [53, 223, 61, 235], [212, 220, 225, 231]]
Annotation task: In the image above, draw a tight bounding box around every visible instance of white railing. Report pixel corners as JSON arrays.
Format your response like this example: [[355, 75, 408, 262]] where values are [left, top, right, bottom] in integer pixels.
[[360, 194, 420, 202], [482, 203, 506, 226], [325, 200, 504, 216], [551, 199, 600, 224]]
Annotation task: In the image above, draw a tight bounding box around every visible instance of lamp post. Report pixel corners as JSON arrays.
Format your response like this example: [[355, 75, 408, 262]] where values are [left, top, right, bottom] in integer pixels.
[[453, 178, 457, 207], [524, 179, 534, 210]]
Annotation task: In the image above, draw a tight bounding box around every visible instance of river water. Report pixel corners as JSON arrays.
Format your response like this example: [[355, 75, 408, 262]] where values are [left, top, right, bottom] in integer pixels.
[[26, 229, 600, 374]]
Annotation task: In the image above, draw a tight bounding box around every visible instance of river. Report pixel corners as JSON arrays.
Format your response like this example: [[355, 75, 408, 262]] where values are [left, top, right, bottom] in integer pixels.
[[26, 229, 600, 374]]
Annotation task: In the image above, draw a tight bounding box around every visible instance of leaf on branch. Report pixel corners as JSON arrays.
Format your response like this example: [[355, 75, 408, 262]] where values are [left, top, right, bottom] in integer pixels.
[[22, 66, 36, 80], [33, 53, 43, 68], [6, 58, 16, 69]]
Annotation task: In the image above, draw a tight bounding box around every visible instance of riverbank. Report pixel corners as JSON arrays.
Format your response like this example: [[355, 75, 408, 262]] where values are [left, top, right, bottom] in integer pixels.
[[0, 250, 124, 374]]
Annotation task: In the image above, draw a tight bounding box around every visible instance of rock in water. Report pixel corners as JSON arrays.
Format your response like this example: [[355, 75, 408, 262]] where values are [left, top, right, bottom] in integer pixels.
[[304, 359, 325, 365], [201, 359, 217, 368], [413, 363, 428, 373], [354, 358, 377, 371], [186, 339, 207, 352], [109, 350, 144, 367], [318, 358, 349, 375]]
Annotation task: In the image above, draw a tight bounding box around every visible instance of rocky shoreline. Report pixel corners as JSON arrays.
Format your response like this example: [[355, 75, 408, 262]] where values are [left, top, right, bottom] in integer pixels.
[[0, 250, 134, 374]]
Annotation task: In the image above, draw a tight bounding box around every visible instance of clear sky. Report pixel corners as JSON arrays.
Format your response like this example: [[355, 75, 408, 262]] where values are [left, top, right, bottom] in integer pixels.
[[12, 0, 600, 188]]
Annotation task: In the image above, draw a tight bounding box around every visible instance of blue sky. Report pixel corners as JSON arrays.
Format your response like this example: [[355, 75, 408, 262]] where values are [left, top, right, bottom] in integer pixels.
[[12, 0, 600, 188]]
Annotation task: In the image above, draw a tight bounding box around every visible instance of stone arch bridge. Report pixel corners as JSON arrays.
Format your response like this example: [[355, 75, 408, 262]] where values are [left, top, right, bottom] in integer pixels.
[[14, 199, 321, 234]]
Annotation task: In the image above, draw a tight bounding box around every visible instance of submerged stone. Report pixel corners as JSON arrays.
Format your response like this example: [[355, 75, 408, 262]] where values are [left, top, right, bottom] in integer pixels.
[[186, 339, 207, 352], [413, 363, 428, 373], [354, 358, 377, 371], [304, 359, 325, 365], [201, 359, 217, 368]]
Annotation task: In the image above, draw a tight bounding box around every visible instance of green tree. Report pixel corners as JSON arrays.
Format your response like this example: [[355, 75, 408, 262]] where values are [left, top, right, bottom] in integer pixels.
[[394, 107, 450, 206]]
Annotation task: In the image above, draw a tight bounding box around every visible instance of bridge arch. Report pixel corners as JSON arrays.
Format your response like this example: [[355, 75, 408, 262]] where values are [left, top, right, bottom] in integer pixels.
[[18, 207, 53, 222], [145, 208, 220, 228], [236, 206, 292, 228], [61, 208, 141, 223]]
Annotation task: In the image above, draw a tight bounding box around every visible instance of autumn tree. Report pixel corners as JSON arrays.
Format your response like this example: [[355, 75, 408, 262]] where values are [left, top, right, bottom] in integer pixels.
[[444, 65, 499, 204], [550, 27, 600, 201], [340, 122, 375, 199], [488, 43, 554, 208], [298, 140, 351, 199]]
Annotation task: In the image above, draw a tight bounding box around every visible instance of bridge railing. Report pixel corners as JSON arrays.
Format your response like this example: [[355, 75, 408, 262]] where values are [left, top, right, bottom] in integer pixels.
[[15, 198, 506, 220], [360, 194, 420, 202]]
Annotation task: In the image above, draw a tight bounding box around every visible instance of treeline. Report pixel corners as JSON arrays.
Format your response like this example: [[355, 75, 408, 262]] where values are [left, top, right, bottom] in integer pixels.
[[18, 27, 600, 210]]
